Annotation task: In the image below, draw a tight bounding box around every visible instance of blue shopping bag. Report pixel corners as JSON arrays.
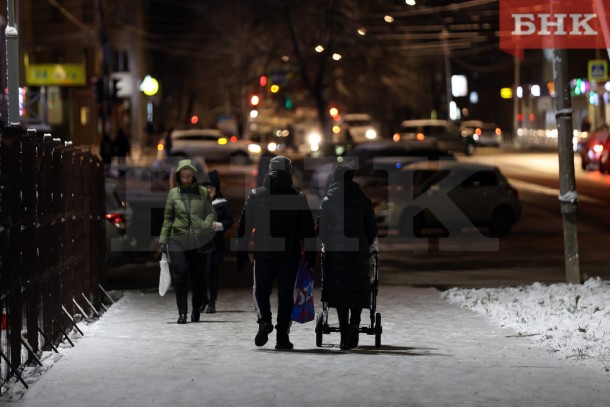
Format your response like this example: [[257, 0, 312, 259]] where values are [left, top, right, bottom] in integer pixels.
[[291, 261, 315, 323]]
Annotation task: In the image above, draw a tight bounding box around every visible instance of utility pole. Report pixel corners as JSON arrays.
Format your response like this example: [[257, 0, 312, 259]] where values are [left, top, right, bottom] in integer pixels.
[[552, 48, 581, 284], [5, 0, 20, 126], [96, 0, 111, 137]]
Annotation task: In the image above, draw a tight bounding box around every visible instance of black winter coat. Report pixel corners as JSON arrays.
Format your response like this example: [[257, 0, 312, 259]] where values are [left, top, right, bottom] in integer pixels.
[[318, 180, 377, 308], [211, 194, 234, 264], [236, 171, 316, 260]]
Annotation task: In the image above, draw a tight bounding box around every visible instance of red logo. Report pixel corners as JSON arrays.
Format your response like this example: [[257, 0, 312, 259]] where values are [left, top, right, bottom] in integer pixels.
[[500, 0, 610, 56]]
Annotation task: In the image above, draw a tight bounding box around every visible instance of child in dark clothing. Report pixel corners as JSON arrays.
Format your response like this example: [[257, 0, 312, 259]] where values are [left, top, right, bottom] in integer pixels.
[[201, 170, 234, 313]]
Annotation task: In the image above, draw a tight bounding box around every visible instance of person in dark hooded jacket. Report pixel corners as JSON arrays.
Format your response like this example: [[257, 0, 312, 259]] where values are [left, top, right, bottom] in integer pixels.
[[236, 155, 317, 350], [317, 163, 378, 350], [201, 170, 234, 314], [159, 159, 216, 324]]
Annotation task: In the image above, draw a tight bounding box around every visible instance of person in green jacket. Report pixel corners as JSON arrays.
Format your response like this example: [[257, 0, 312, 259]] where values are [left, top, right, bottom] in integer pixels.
[[159, 159, 217, 324]]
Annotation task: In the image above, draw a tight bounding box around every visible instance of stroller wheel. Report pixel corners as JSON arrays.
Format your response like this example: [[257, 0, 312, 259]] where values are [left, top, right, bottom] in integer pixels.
[[315, 313, 324, 347], [374, 312, 382, 348]]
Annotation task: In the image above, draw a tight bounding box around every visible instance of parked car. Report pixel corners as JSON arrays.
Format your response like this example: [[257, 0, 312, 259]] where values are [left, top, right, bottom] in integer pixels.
[[394, 119, 476, 156], [105, 178, 137, 266], [384, 162, 521, 237], [579, 125, 609, 171], [460, 120, 502, 147], [309, 141, 455, 197], [156, 128, 261, 164], [340, 113, 379, 143]]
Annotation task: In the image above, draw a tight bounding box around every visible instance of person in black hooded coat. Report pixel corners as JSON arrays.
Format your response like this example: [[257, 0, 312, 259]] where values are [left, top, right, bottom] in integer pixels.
[[236, 155, 317, 350], [317, 164, 378, 350], [202, 170, 234, 314]]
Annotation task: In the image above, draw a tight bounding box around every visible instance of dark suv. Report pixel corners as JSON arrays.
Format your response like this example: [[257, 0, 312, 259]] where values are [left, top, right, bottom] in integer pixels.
[[394, 119, 476, 156]]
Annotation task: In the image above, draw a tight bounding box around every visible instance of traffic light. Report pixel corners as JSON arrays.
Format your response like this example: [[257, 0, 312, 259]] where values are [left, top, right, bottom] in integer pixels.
[[284, 95, 293, 110], [329, 107, 340, 121], [259, 75, 267, 87]]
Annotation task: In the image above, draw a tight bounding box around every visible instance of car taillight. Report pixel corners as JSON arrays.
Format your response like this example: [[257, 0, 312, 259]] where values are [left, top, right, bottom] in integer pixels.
[[393, 133, 400, 142], [105, 213, 126, 230], [230, 136, 237, 143], [495, 128, 502, 136], [416, 133, 425, 140]]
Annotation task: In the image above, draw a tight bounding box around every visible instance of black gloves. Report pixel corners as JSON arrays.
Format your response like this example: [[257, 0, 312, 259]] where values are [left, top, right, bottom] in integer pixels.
[[237, 251, 250, 272], [160, 243, 168, 253], [304, 252, 317, 270]]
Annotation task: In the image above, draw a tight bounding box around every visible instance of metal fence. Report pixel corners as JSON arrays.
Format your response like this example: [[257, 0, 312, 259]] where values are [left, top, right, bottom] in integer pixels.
[[0, 125, 107, 390]]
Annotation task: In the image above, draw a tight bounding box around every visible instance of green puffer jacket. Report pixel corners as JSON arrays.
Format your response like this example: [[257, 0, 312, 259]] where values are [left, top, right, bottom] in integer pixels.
[[159, 160, 216, 250]]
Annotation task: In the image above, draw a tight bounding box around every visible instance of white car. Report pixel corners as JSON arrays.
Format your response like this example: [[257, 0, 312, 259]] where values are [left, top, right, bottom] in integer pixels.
[[157, 128, 261, 164], [341, 113, 379, 143], [384, 161, 521, 237], [460, 120, 502, 147]]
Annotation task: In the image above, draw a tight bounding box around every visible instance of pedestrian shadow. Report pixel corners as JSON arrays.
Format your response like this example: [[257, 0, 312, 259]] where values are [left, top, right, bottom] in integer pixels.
[[164, 320, 240, 324], [260, 344, 450, 357]]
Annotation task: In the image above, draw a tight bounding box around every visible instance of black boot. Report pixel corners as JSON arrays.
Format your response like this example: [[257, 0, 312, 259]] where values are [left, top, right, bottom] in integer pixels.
[[348, 325, 360, 349], [205, 301, 216, 314], [177, 314, 187, 324], [336, 308, 350, 350], [339, 328, 350, 350], [275, 331, 294, 350], [191, 309, 200, 322], [255, 321, 273, 347]]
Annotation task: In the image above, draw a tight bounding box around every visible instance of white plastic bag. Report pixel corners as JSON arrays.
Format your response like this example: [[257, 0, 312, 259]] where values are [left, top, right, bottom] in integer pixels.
[[159, 253, 171, 296]]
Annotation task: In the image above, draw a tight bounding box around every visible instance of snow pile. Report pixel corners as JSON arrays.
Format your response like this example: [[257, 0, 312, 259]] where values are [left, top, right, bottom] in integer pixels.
[[442, 277, 610, 372]]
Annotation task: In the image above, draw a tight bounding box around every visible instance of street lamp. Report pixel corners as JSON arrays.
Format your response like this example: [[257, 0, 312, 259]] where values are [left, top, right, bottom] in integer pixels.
[[140, 75, 159, 136]]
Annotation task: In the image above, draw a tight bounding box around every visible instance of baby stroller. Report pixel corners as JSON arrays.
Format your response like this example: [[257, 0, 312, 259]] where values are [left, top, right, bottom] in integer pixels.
[[315, 242, 382, 348]]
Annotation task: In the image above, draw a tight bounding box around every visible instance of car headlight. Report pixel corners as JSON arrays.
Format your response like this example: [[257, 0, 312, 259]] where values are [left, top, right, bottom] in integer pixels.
[[307, 132, 322, 146], [365, 129, 377, 140], [248, 143, 262, 153]]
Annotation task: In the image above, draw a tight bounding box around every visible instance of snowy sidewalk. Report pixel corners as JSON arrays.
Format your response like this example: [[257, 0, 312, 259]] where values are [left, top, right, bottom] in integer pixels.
[[7, 286, 610, 407]]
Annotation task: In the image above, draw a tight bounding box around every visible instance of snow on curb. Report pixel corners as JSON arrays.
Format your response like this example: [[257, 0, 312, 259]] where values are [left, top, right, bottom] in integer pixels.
[[442, 277, 610, 373]]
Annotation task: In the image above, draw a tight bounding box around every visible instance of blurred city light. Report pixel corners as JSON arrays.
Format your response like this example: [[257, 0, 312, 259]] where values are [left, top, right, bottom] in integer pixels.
[[250, 110, 258, 118], [451, 75, 467, 97], [357, 27, 367, 35], [332, 53, 342, 61], [190, 115, 199, 125], [470, 92, 479, 104], [530, 85, 541, 97], [140, 75, 159, 96], [516, 86, 523, 98], [270, 84, 280, 93], [250, 95, 260, 106], [500, 88, 513, 99], [405, 0, 416, 5], [259, 75, 267, 87], [384, 15, 394, 23], [449, 101, 460, 120], [315, 45, 324, 53]]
